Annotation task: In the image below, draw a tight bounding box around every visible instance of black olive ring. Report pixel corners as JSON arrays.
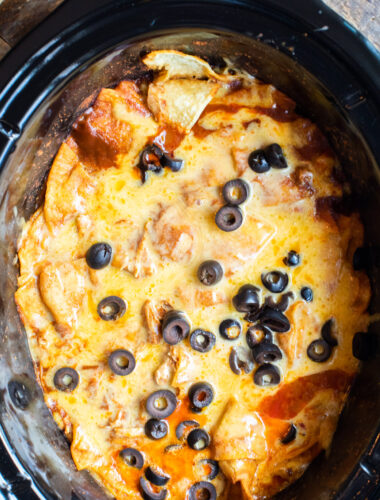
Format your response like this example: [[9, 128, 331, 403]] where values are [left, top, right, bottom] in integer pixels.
[[145, 466, 170, 486], [86, 242, 112, 269], [175, 420, 200, 440], [264, 292, 294, 312], [139, 477, 167, 500], [219, 318, 242, 340], [188, 481, 216, 500], [187, 428, 211, 450], [251, 342, 283, 364], [258, 307, 290, 333], [144, 418, 169, 440], [197, 260, 223, 286], [229, 347, 254, 375], [254, 363, 281, 387], [146, 390, 177, 419], [97, 296, 126, 321], [261, 271, 289, 294], [232, 284, 260, 313], [161, 310, 190, 345], [283, 250, 300, 267], [120, 448, 144, 469], [188, 382, 214, 409], [307, 339, 332, 363], [53, 367, 79, 392], [248, 149, 270, 173], [246, 325, 273, 348], [281, 424, 297, 444], [108, 349, 135, 376], [189, 329, 216, 353], [215, 205, 243, 232], [265, 143, 288, 169], [197, 459, 220, 480], [222, 179, 250, 205]]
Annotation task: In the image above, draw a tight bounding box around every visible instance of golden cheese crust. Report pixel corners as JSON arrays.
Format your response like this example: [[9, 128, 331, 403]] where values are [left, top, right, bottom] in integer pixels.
[[15, 51, 370, 499]]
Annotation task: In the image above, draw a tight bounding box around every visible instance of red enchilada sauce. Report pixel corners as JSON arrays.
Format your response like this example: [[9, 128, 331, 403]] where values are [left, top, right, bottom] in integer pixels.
[[259, 370, 353, 420]]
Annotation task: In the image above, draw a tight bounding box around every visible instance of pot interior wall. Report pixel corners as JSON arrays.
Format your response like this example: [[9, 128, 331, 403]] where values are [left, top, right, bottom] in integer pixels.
[[0, 30, 378, 499]]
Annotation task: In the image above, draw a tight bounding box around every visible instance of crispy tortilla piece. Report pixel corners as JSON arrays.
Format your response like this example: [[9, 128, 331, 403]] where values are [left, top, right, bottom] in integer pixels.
[[213, 399, 267, 461], [147, 79, 219, 133], [69, 88, 133, 169], [143, 49, 231, 82], [44, 144, 95, 230], [142, 299, 172, 343], [39, 259, 89, 335], [149, 205, 195, 263]]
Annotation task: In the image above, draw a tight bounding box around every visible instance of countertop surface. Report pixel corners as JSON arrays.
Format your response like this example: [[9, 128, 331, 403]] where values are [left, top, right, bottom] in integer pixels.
[[0, 0, 378, 60]]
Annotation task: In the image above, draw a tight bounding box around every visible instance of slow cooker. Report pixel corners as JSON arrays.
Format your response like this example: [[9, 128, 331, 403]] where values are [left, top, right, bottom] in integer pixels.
[[0, 0, 379, 498]]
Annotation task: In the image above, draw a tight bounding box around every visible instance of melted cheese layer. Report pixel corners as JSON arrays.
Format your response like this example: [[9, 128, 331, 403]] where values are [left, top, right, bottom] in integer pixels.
[[15, 51, 370, 500]]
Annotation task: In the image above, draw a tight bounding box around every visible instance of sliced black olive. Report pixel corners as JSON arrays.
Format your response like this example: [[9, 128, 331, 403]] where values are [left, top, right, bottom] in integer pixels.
[[215, 205, 243, 232], [219, 318, 242, 340], [139, 477, 167, 500], [222, 179, 250, 205], [144, 419, 168, 440], [229, 346, 254, 375], [141, 144, 164, 167], [248, 149, 270, 173], [265, 143, 287, 169], [97, 296, 126, 321], [86, 242, 112, 269], [54, 367, 79, 392], [283, 250, 300, 267], [190, 329, 216, 353], [145, 466, 170, 486], [187, 428, 210, 450], [264, 292, 294, 312], [197, 260, 223, 286], [244, 308, 263, 324], [8, 380, 31, 409], [175, 420, 199, 440], [246, 326, 273, 348], [259, 307, 290, 333], [251, 342, 282, 364], [197, 459, 220, 480], [261, 271, 289, 293], [161, 153, 184, 172], [188, 382, 214, 409], [146, 390, 177, 419], [139, 144, 164, 182], [188, 481, 216, 500], [161, 310, 190, 345], [301, 286, 313, 302], [307, 339, 332, 362], [120, 448, 144, 469], [254, 364, 281, 386], [232, 284, 260, 313], [352, 332, 377, 361], [108, 349, 135, 376], [281, 424, 297, 444], [321, 318, 338, 347]]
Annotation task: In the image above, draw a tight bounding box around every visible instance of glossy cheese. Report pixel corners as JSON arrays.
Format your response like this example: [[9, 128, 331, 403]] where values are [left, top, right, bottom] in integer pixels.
[[15, 51, 370, 499]]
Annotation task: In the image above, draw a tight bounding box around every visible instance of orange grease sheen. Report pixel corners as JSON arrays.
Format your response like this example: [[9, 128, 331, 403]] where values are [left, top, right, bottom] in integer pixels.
[[259, 370, 353, 420]]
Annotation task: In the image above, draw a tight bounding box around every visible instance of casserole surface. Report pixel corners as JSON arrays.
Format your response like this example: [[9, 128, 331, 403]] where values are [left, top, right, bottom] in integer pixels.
[[14, 51, 370, 499]]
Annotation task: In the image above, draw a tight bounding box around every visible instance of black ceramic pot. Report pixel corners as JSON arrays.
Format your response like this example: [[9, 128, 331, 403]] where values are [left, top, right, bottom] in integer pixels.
[[0, 1, 379, 499]]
